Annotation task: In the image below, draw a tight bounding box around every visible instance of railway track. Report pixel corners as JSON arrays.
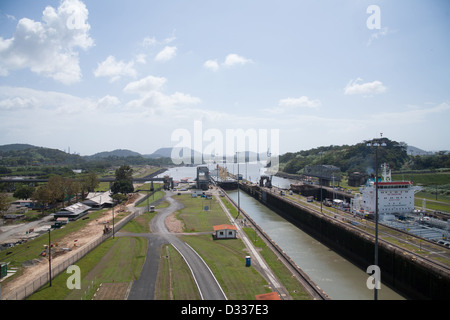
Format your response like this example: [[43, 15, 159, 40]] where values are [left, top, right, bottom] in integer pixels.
[[268, 188, 450, 274]]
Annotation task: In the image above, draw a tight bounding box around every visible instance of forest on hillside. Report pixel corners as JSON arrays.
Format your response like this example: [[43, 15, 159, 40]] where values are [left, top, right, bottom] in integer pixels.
[[279, 139, 450, 175], [0, 145, 172, 173]]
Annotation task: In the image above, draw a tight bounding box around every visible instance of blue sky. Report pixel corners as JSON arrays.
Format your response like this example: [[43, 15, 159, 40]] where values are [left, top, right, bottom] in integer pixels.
[[0, 0, 449, 156]]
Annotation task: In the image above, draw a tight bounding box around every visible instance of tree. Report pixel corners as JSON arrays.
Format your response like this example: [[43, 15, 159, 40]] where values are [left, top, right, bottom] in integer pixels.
[[13, 185, 35, 200], [47, 175, 65, 208], [82, 172, 99, 193], [32, 186, 52, 215], [64, 178, 81, 205], [0, 192, 10, 215], [111, 165, 134, 195]]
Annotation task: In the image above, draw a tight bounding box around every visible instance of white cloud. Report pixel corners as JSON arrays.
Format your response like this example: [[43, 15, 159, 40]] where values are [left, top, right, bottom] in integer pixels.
[[344, 78, 387, 96], [204, 53, 253, 71], [123, 75, 167, 95], [141, 34, 176, 47], [154, 46, 177, 62], [123, 75, 201, 115], [125, 91, 201, 114], [264, 96, 321, 114], [0, 0, 94, 84], [203, 60, 220, 72], [223, 53, 253, 67], [367, 27, 390, 46], [141, 36, 157, 47], [94, 55, 137, 82], [97, 95, 120, 109], [135, 53, 147, 64], [279, 96, 321, 109], [0, 86, 95, 113]]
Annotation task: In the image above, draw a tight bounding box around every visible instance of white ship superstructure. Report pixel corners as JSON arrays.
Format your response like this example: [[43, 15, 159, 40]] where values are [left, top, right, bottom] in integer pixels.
[[352, 164, 422, 220]]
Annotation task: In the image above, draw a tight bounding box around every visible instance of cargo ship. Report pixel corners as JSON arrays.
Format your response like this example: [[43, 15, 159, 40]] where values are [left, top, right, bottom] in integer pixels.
[[351, 163, 422, 220]]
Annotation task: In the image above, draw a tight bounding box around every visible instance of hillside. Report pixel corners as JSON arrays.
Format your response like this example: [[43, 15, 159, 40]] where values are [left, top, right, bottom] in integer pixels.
[[87, 149, 141, 159], [0, 145, 85, 166], [0, 143, 38, 152], [0, 144, 173, 170], [279, 138, 409, 175], [143, 147, 173, 158]]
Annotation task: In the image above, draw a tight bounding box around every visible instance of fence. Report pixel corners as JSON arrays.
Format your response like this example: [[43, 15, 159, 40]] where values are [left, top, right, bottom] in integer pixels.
[[2, 207, 138, 300], [134, 187, 163, 207]]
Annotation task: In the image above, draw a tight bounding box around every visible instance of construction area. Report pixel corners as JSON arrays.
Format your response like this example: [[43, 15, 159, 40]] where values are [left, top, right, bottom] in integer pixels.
[[0, 194, 137, 300]]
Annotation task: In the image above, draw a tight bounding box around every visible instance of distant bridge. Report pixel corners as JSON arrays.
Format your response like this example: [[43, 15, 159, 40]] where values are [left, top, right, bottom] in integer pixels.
[[0, 177, 169, 183], [0, 176, 174, 189]]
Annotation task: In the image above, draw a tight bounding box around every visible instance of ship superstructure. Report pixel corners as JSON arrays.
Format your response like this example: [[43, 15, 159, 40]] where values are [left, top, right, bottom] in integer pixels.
[[352, 163, 422, 220]]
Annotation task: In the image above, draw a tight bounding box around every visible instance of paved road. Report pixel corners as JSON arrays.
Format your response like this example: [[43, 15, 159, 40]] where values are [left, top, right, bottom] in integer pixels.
[[125, 191, 227, 300], [0, 215, 53, 244]]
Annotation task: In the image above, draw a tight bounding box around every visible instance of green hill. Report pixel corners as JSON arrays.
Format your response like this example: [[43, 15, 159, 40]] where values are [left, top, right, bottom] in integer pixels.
[[0, 145, 85, 166], [87, 149, 142, 159], [0, 143, 37, 152], [280, 138, 409, 175]]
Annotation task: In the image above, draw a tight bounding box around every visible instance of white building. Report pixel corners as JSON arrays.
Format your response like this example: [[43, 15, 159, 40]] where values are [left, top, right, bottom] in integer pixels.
[[53, 202, 91, 221], [213, 224, 238, 239], [82, 191, 113, 209]]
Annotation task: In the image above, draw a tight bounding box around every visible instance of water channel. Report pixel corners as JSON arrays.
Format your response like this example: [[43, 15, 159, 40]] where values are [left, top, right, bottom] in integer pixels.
[[157, 165, 405, 300]]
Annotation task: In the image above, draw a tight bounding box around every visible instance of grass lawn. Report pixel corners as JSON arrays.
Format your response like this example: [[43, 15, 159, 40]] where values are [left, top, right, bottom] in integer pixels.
[[121, 211, 156, 233], [175, 194, 230, 232], [28, 236, 147, 300], [415, 191, 450, 213], [392, 172, 450, 186], [182, 234, 271, 300], [154, 244, 201, 300], [136, 190, 165, 208]]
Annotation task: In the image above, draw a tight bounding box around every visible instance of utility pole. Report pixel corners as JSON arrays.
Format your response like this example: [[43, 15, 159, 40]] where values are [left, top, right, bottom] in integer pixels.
[[112, 201, 115, 239], [48, 229, 52, 287], [366, 133, 386, 300], [236, 151, 241, 220]]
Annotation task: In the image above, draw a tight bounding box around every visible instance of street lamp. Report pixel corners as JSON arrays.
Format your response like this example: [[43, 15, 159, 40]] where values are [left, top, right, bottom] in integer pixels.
[[366, 133, 387, 300], [48, 228, 52, 287], [236, 151, 241, 220]]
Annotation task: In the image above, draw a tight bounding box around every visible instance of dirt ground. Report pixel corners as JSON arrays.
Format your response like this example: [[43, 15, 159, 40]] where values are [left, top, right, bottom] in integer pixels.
[[165, 213, 184, 233], [2, 195, 137, 299]]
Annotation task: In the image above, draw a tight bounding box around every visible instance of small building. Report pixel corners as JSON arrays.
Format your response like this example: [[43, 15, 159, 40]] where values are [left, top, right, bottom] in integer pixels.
[[213, 224, 238, 239], [3, 214, 25, 221], [53, 202, 91, 221], [82, 191, 113, 209], [56, 217, 69, 225], [11, 199, 34, 208]]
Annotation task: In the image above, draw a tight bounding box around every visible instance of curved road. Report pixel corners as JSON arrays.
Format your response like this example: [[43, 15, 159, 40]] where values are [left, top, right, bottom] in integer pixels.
[[125, 191, 227, 300]]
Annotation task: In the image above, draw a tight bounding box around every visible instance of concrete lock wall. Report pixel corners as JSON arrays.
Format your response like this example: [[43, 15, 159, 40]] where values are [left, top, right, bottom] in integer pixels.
[[240, 184, 450, 300]]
